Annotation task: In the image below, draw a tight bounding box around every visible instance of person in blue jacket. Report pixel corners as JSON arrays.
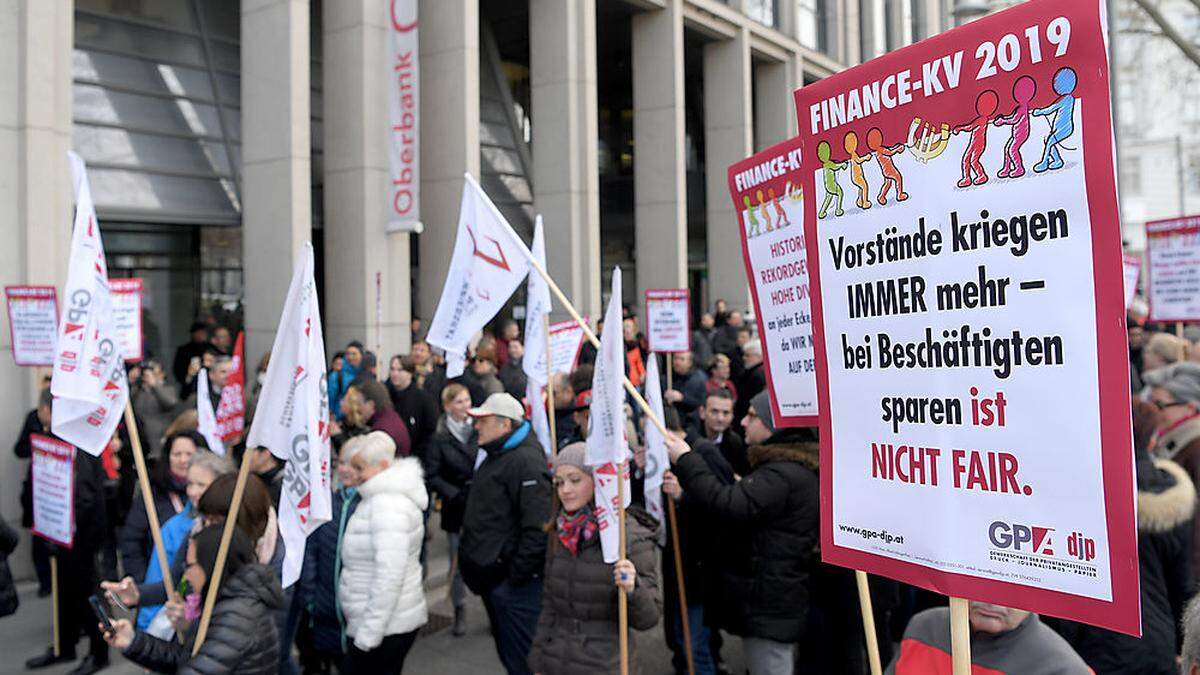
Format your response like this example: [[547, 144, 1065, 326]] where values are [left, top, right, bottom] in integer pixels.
[[329, 342, 364, 421]]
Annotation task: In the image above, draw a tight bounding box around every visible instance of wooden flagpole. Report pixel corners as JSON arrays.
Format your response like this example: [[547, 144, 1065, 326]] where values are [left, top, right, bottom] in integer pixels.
[[949, 596, 972, 675], [617, 462, 629, 675], [544, 314, 558, 457], [124, 402, 176, 599], [667, 498, 695, 675], [50, 556, 59, 657], [855, 570, 882, 675], [192, 447, 254, 655]]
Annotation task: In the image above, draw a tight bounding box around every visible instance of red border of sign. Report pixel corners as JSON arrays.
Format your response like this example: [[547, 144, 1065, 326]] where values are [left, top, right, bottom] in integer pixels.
[[726, 137, 819, 429], [109, 278, 145, 362], [5, 285, 59, 367], [549, 318, 588, 373], [30, 433, 75, 549], [1145, 215, 1200, 323], [794, 0, 1138, 635], [644, 288, 692, 354]]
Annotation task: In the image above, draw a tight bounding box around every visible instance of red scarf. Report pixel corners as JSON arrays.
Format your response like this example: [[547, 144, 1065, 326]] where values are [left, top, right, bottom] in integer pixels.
[[556, 509, 597, 556]]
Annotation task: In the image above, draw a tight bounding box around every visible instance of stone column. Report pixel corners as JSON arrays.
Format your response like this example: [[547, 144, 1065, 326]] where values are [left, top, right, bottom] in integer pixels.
[[0, 0, 72, 577], [842, 0, 861, 65], [530, 0, 601, 320], [416, 0, 479, 321], [704, 27, 753, 310], [241, 0, 311, 365], [322, 0, 412, 359], [754, 53, 803, 151], [632, 0, 687, 307]]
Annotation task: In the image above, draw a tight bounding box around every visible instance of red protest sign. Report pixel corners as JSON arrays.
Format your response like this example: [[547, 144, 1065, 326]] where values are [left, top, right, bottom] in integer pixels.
[[31, 433, 75, 548], [645, 289, 691, 354], [217, 331, 246, 443], [795, 0, 1138, 634], [6, 286, 58, 366], [1146, 215, 1200, 322], [109, 278, 144, 362]]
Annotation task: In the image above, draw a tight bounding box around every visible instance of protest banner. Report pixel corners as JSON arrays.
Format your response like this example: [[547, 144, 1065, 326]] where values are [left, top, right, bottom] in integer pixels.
[[216, 332, 246, 445], [549, 319, 587, 375], [645, 289, 691, 354], [1146, 215, 1200, 323], [31, 434, 74, 548], [388, 0, 420, 233], [109, 278, 143, 362], [726, 137, 819, 428], [794, 0, 1138, 639], [1122, 253, 1141, 311], [6, 286, 58, 366]]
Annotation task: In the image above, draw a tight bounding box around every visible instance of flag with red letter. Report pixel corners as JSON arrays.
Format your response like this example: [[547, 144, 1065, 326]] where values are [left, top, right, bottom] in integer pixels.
[[196, 368, 225, 455], [589, 267, 630, 563], [51, 152, 128, 457], [245, 243, 331, 588], [216, 332, 246, 444], [642, 353, 668, 527], [523, 216, 552, 386], [427, 174, 533, 377]]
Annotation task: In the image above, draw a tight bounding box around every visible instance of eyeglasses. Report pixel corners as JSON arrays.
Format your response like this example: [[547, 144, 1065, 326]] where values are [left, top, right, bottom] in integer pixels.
[[1153, 399, 1186, 411]]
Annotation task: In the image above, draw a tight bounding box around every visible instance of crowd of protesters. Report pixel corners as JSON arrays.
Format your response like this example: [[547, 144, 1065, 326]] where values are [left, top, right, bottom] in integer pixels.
[[4, 305, 1200, 675]]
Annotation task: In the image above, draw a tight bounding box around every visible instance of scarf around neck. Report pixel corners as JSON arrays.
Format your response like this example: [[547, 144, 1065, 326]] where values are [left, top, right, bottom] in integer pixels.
[[446, 415, 473, 445], [556, 508, 598, 556]]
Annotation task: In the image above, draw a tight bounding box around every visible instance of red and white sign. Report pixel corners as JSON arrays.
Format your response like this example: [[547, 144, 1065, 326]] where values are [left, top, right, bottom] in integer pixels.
[[216, 331, 246, 445], [1146, 215, 1200, 322], [548, 319, 587, 376], [109, 278, 143, 363], [645, 289, 691, 354], [795, 0, 1137, 634], [387, 0, 420, 233], [31, 433, 74, 548], [726, 137, 819, 427], [1122, 253, 1141, 310], [6, 286, 58, 366]]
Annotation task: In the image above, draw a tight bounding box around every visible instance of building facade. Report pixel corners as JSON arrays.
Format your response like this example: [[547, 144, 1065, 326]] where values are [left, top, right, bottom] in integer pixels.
[[0, 0, 971, 573]]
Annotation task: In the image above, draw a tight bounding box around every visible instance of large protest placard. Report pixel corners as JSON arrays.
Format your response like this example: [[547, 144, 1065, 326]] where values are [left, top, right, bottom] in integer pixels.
[[109, 278, 144, 362], [727, 137, 819, 427], [794, 0, 1138, 634], [1146, 215, 1200, 322], [645, 289, 691, 353], [548, 319, 587, 375], [6, 286, 58, 366], [31, 433, 74, 548]]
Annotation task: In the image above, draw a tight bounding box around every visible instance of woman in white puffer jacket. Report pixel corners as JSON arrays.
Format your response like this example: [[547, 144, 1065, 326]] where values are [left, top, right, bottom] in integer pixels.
[[338, 431, 429, 672]]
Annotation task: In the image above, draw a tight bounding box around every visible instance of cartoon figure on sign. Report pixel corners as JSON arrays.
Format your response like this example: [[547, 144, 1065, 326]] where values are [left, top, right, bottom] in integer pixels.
[[952, 89, 999, 187], [816, 141, 847, 219], [867, 127, 908, 204], [843, 131, 872, 210], [1032, 67, 1077, 173], [756, 189, 773, 231], [743, 195, 761, 237], [768, 187, 790, 228], [993, 75, 1037, 178]]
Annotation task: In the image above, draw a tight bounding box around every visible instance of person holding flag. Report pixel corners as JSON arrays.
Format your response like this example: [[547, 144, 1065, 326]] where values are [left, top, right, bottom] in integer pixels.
[[528, 442, 662, 675]]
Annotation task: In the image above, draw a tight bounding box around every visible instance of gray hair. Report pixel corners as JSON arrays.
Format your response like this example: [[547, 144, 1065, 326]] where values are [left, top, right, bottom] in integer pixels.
[[339, 435, 367, 462], [1182, 593, 1200, 668], [356, 431, 396, 467], [189, 450, 235, 478], [1143, 362, 1200, 405], [742, 340, 762, 357]]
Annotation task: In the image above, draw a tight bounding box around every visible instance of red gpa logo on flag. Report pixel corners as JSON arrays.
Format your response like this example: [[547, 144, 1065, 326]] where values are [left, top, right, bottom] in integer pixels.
[[465, 225, 512, 272], [297, 491, 311, 525]]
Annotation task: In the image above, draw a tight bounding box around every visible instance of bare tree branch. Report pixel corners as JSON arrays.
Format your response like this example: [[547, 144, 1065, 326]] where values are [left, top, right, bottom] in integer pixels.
[[1129, 0, 1200, 69]]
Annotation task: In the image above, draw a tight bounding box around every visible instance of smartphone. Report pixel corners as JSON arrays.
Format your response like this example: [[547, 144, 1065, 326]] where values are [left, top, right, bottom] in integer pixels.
[[88, 595, 114, 633]]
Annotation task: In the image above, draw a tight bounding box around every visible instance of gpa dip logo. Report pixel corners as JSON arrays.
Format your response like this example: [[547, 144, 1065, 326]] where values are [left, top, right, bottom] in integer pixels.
[[988, 521, 1096, 562]]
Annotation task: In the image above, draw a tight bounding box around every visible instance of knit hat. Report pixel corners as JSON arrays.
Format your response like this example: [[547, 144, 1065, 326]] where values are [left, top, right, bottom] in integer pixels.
[[749, 390, 777, 434], [1143, 362, 1200, 404], [552, 442, 592, 477]]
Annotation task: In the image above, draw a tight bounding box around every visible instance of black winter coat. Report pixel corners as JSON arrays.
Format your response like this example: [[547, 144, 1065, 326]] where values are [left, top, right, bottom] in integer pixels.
[[460, 422, 552, 592], [529, 508, 662, 674], [672, 439, 819, 642], [425, 416, 479, 533], [388, 382, 439, 462], [119, 464, 186, 582], [1057, 458, 1195, 674], [0, 518, 19, 617], [123, 563, 284, 675], [14, 409, 48, 527]]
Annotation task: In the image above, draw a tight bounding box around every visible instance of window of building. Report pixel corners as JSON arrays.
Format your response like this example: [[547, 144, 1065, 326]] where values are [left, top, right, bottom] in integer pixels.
[[744, 0, 778, 29], [1125, 155, 1142, 197], [797, 0, 834, 54]]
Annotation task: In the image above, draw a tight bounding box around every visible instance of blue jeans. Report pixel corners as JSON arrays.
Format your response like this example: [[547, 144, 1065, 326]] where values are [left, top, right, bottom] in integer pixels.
[[672, 603, 717, 675], [481, 579, 543, 675]]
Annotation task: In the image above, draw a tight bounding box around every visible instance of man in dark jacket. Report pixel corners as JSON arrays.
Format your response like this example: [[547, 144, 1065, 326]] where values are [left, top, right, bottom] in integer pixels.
[[498, 339, 528, 397], [733, 341, 766, 435], [386, 356, 439, 462], [687, 388, 750, 477], [460, 393, 552, 675], [665, 390, 818, 674], [665, 352, 709, 417], [171, 321, 209, 390], [14, 387, 54, 595], [25, 447, 110, 674]]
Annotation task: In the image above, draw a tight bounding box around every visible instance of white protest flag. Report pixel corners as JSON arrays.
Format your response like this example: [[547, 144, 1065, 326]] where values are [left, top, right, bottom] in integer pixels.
[[195, 368, 225, 456], [523, 216, 552, 386], [643, 353, 668, 527], [589, 267, 630, 563], [51, 152, 128, 456], [527, 379, 552, 457], [245, 243, 331, 588]]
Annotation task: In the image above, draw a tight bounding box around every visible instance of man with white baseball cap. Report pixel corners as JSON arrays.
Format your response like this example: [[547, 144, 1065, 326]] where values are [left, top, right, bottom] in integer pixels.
[[459, 393, 552, 674]]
